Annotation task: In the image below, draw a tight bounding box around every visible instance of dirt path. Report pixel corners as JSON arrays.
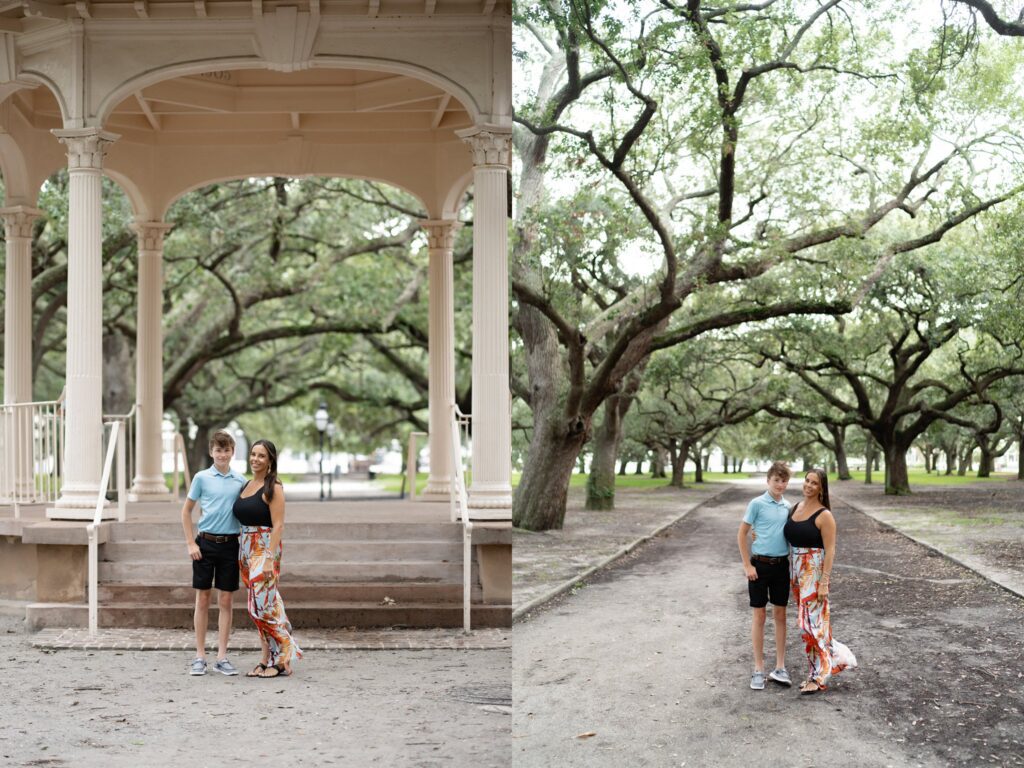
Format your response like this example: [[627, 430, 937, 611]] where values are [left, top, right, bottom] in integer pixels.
[[513, 487, 1024, 767], [2, 612, 511, 768]]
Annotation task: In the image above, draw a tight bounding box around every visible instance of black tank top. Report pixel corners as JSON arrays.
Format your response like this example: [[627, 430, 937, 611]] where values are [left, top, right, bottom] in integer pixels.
[[784, 505, 825, 548], [233, 487, 272, 527]]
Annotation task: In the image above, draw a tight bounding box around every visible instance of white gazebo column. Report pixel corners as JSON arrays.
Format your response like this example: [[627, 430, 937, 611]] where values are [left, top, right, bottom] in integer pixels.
[[419, 218, 462, 501], [49, 128, 120, 517], [2, 206, 43, 497], [129, 220, 174, 501], [458, 127, 513, 513]]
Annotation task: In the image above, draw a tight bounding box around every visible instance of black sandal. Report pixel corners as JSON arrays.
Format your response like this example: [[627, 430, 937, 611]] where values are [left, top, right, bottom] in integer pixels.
[[258, 663, 291, 678], [245, 663, 268, 678]]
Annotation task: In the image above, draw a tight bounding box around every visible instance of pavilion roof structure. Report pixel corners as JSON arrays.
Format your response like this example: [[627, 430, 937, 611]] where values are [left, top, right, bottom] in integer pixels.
[[0, 0, 504, 25]]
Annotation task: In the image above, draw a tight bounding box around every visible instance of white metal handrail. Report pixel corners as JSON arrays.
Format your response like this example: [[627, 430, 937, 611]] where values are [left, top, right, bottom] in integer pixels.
[[450, 404, 473, 633], [0, 399, 64, 517], [405, 431, 427, 498], [87, 419, 126, 635], [103, 403, 136, 498], [171, 432, 192, 500]]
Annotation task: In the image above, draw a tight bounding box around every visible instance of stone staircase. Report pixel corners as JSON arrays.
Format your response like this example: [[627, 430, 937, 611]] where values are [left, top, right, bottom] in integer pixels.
[[26, 520, 511, 630]]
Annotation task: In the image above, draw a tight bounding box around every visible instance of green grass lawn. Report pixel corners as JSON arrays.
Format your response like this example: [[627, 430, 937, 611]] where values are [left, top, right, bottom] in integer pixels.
[[375, 470, 739, 493], [826, 469, 1014, 486]]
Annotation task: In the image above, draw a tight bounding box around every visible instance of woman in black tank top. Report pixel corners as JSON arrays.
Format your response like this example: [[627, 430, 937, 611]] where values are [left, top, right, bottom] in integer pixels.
[[234, 439, 302, 678], [784, 468, 856, 694]]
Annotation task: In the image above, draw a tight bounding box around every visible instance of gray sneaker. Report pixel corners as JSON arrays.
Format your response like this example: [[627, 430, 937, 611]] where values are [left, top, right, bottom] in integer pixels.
[[189, 658, 207, 676], [212, 658, 239, 676], [750, 670, 766, 690], [769, 667, 792, 687]]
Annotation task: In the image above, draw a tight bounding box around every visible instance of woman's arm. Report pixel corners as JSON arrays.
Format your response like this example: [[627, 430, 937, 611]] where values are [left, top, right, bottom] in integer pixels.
[[818, 509, 837, 596], [268, 483, 286, 556]]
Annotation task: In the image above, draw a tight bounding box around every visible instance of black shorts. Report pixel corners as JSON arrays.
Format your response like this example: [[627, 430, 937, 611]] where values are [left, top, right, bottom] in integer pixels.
[[192, 535, 240, 592], [748, 557, 789, 608]]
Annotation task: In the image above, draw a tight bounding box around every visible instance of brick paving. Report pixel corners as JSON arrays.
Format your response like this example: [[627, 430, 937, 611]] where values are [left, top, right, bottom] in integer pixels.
[[31, 626, 510, 651]]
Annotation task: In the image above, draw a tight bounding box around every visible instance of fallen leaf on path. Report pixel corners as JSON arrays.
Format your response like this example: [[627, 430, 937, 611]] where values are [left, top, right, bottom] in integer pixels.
[[576, 732, 597, 739]]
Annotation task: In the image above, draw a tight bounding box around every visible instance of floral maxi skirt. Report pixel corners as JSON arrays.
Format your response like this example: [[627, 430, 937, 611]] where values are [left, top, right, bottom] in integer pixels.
[[239, 526, 302, 666], [790, 546, 856, 688]]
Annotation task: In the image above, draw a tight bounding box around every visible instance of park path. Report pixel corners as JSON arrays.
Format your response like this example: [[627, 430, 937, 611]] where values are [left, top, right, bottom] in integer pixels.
[[513, 486, 1024, 768]]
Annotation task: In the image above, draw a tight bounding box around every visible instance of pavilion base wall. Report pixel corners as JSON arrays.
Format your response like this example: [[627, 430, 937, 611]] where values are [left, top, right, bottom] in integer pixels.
[[478, 544, 512, 604], [0, 539, 86, 602]]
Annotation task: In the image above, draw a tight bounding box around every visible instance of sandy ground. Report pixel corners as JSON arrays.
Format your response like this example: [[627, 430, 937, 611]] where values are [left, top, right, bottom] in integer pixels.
[[513, 487, 1024, 768], [2, 611, 511, 768]]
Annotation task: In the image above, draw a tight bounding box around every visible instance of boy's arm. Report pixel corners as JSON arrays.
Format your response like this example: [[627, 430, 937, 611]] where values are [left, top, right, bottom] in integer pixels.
[[737, 521, 757, 581], [181, 497, 201, 561]]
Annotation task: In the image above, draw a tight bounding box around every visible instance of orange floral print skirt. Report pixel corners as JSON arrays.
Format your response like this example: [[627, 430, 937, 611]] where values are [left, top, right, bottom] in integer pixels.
[[790, 546, 856, 688], [239, 526, 302, 666]]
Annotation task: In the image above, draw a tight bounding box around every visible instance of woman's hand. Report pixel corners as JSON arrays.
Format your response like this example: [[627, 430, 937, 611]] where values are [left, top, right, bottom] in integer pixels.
[[818, 574, 830, 597]]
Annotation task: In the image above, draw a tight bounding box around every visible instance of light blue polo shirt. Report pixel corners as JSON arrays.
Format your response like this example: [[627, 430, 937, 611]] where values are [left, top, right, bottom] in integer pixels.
[[743, 491, 790, 557], [188, 465, 247, 535]]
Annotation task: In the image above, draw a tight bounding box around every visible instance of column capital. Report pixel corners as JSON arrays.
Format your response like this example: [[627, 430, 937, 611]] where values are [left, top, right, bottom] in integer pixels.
[[419, 218, 463, 250], [51, 128, 120, 171], [0, 206, 43, 238], [456, 126, 512, 168], [132, 220, 175, 252]]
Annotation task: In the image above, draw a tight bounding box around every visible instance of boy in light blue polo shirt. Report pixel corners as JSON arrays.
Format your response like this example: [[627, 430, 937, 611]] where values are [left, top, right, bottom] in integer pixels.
[[180, 429, 247, 676], [737, 460, 792, 690]]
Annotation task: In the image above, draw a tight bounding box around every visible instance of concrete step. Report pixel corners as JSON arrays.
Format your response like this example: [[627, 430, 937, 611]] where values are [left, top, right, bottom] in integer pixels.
[[107, 522, 462, 542], [25, 601, 512, 630], [96, 582, 480, 604], [100, 540, 465, 563], [99, 561, 476, 584]]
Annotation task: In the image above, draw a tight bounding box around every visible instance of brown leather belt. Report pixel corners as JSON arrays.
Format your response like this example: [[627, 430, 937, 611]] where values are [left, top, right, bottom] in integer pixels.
[[198, 531, 238, 543], [751, 554, 787, 565]]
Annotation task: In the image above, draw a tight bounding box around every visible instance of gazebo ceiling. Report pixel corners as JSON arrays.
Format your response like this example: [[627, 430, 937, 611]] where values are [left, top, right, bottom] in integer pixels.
[[0, 0, 505, 24], [16, 68, 473, 143]]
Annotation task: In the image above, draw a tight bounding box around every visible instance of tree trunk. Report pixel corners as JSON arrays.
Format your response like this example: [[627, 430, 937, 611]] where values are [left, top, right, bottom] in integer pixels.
[[957, 446, 971, 476], [831, 425, 851, 481], [668, 439, 686, 488], [577, 453, 587, 474], [692, 447, 704, 483], [944, 449, 955, 475], [635, 460, 644, 476], [1018, 437, 1024, 480], [187, 423, 215, 479], [923, 450, 931, 473], [651, 447, 667, 478], [618, 458, 628, 476], [737, 457, 744, 473], [884, 442, 911, 495], [586, 398, 623, 510], [864, 433, 874, 485], [513, 420, 590, 531], [102, 329, 135, 415], [977, 444, 993, 478], [702, 452, 711, 472]]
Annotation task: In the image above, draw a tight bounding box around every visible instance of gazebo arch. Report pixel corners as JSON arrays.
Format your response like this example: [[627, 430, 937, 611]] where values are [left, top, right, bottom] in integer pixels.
[[95, 57, 485, 129]]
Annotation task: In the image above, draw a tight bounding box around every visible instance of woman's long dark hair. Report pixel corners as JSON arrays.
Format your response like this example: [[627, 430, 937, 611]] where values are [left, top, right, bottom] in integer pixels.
[[251, 439, 281, 502], [808, 467, 830, 511]]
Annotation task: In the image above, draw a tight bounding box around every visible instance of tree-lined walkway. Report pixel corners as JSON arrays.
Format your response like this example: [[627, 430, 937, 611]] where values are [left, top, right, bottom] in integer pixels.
[[513, 487, 1024, 767]]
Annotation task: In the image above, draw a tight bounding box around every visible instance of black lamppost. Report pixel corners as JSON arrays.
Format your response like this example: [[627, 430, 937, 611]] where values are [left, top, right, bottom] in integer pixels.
[[314, 402, 328, 501], [326, 420, 336, 500]]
